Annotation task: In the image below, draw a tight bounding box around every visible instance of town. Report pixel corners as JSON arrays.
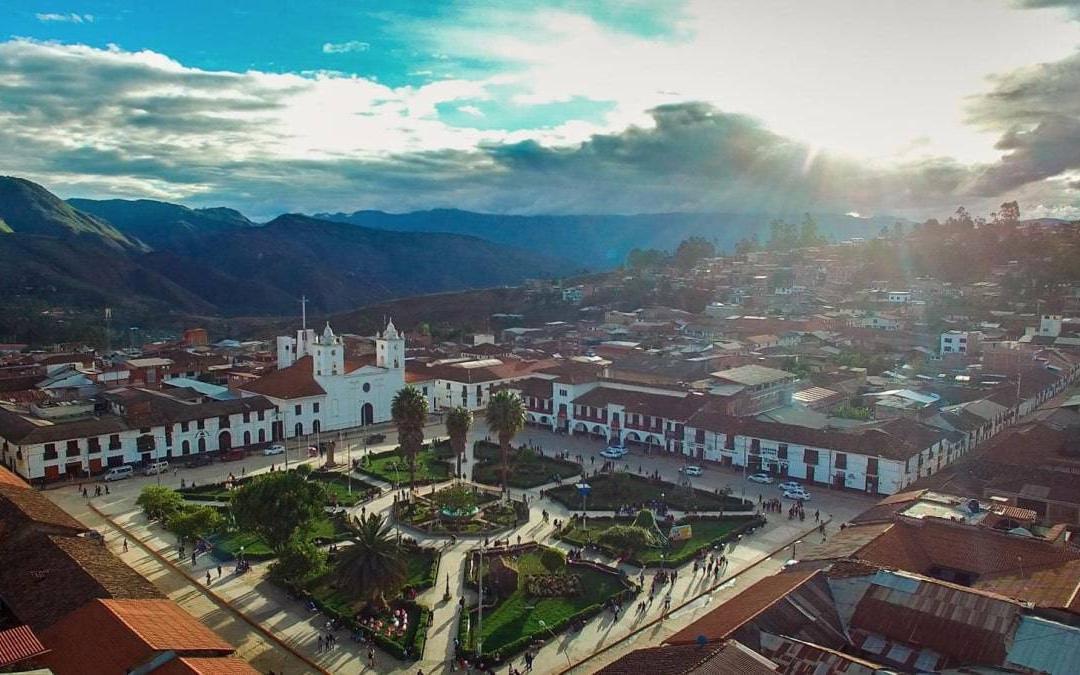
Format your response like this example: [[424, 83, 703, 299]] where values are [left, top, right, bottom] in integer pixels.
[[0, 215, 1078, 674]]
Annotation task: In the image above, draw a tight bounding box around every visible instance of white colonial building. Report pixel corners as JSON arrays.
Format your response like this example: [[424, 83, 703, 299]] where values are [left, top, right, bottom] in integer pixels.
[[240, 320, 405, 438]]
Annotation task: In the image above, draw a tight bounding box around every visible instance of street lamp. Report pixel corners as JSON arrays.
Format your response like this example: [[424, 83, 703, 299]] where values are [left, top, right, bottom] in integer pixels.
[[576, 482, 591, 529], [791, 539, 803, 561], [537, 619, 572, 667]]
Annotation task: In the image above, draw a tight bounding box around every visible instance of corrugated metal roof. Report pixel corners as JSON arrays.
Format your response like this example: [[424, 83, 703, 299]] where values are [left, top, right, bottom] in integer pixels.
[[1008, 616, 1080, 675], [0, 625, 48, 666]]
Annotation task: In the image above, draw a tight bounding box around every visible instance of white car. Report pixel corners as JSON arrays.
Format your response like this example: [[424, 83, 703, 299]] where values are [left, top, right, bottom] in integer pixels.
[[783, 488, 812, 501], [777, 481, 802, 492], [600, 446, 628, 459], [263, 444, 286, 456], [747, 472, 774, 484], [679, 465, 703, 477]]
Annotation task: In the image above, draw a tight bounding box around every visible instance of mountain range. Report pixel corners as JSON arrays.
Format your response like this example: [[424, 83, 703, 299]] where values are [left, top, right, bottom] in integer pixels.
[[0, 177, 573, 330], [0, 175, 890, 342], [316, 209, 901, 269]]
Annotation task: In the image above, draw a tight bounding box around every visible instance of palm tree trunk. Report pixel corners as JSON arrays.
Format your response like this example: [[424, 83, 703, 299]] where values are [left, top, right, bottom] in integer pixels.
[[500, 432, 510, 494]]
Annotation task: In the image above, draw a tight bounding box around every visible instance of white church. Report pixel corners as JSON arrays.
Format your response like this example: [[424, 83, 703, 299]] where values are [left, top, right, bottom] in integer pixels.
[[239, 319, 406, 440]]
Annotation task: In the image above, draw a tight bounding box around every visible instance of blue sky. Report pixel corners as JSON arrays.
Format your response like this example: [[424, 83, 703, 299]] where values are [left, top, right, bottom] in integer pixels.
[[4, 0, 1080, 218]]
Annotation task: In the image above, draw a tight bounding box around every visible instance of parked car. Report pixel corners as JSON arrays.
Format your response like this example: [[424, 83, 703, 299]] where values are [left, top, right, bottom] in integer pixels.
[[747, 472, 775, 484], [144, 461, 169, 476], [777, 481, 802, 492], [103, 465, 134, 482], [365, 433, 386, 445], [600, 446, 629, 459], [263, 444, 285, 456], [185, 455, 212, 469], [679, 465, 704, 477], [783, 488, 812, 501]]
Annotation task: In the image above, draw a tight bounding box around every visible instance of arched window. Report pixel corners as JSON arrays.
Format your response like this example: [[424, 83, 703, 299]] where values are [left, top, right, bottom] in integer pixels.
[[312, 420, 321, 434], [295, 422, 304, 437], [181, 440, 190, 455], [258, 428, 266, 443], [219, 431, 232, 451], [243, 431, 251, 446], [197, 437, 206, 453]]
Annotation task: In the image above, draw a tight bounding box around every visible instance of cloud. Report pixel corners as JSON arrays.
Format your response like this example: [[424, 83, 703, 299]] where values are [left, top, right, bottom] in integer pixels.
[[321, 40, 370, 54], [457, 105, 484, 117], [965, 51, 1080, 196], [36, 13, 93, 23], [0, 37, 1074, 219]]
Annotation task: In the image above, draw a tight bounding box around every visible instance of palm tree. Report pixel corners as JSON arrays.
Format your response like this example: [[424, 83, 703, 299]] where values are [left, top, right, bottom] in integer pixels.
[[445, 406, 473, 479], [485, 390, 526, 493], [392, 385, 427, 488], [334, 513, 407, 612]]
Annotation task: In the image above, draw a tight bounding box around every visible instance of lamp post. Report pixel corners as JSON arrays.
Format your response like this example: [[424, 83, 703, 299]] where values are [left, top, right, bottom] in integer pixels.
[[791, 539, 803, 561], [576, 482, 591, 529], [537, 619, 572, 667], [477, 547, 484, 661]]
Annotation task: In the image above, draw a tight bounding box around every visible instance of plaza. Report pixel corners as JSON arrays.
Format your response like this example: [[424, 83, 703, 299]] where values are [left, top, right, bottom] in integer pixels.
[[43, 419, 879, 674]]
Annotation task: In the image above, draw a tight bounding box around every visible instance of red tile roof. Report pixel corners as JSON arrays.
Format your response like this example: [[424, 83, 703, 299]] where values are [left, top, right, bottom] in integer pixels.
[[0, 625, 48, 667], [666, 570, 820, 645], [40, 599, 235, 674], [596, 640, 777, 674], [238, 356, 325, 399], [0, 466, 28, 490], [156, 656, 259, 674], [573, 386, 708, 421]]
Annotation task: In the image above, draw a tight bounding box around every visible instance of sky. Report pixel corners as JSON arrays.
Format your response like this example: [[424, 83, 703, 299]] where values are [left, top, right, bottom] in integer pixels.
[[3, 0, 1080, 219]]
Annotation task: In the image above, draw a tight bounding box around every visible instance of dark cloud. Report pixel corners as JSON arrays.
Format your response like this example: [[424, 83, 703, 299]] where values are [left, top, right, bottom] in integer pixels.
[[966, 51, 1080, 195], [0, 38, 1074, 218]]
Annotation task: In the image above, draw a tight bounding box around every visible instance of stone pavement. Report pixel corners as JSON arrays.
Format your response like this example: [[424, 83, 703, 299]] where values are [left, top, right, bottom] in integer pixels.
[[45, 424, 878, 674]]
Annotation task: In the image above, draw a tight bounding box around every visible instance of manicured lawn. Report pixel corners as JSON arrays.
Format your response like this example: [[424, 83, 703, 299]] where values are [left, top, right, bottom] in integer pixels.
[[177, 477, 252, 502], [461, 546, 632, 660], [309, 471, 380, 507], [356, 447, 452, 486], [471, 442, 581, 489], [546, 473, 751, 512], [558, 514, 762, 567], [211, 513, 350, 561]]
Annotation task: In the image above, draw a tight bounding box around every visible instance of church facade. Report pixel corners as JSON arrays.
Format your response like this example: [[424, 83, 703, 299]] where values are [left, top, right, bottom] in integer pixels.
[[239, 320, 406, 439]]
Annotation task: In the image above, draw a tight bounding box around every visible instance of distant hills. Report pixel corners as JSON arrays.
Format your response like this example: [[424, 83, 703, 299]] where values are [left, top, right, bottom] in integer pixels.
[[0, 177, 574, 330], [316, 208, 897, 269]]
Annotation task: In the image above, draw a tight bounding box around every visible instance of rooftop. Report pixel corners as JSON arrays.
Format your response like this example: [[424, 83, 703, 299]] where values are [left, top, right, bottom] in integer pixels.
[[710, 364, 796, 387]]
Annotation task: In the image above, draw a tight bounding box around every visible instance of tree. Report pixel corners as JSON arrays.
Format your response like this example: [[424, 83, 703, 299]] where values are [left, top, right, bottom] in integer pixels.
[[674, 237, 716, 269], [485, 390, 526, 493], [445, 406, 473, 479], [392, 386, 428, 487], [768, 218, 799, 250], [334, 513, 407, 611], [232, 471, 326, 555], [626, 248, 668, 270], [734, 234, 759, 255], [272, 537, 328, 583], [167, 505, 224, 543], [798, 213, 825, 247], [136, 485, 185, 522]]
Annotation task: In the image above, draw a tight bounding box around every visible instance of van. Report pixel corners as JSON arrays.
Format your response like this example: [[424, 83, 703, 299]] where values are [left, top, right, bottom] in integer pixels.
[[144, 460, 169, 476], [103, 465, 134, 482]]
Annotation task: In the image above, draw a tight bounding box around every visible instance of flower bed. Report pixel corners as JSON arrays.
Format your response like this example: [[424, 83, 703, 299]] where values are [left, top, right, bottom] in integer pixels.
[[557, 513, 764, 568], [394, 484, 527, 536], [457, 544, 635, 664], [545, 473, 752, 512], [525, 573, 583, 597]]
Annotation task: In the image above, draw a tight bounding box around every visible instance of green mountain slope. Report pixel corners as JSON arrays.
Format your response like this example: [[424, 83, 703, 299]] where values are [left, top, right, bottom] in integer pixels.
[[68, 198, 254, 250], [0, 177, 143, 250]]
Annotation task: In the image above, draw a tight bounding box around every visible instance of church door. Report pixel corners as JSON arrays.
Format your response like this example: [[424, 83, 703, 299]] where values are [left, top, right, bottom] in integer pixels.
[[361, 403, 374, 426]]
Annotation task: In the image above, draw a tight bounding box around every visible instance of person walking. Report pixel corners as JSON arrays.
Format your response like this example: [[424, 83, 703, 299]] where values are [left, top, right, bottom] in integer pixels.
[[217, 564, 222, 578], [205, 570, 211, 586], [122, 538, 128, 553]]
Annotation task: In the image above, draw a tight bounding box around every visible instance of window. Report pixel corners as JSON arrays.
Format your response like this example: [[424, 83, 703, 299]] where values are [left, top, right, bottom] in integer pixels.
[[66, 440, 80, 457], [724, 435, 735, 450], [295, 404, 302, 415], [257, 410, 265, 421], [867, 458, 879, 475], [218, 415, 230, 429], [778, 443, 788, 459], [181, 421, 190, 432], [559, 389, 568, 397], [197, 419, 205, 430], [109, 434, 121, 450], [243, 411, 250, 423], [804, 449, 819, 464], [695, 428, 705, 444], [363, 382, 371, 393], [44, 443, 57, 460], [313, 402, 320, 414], [88, 437, 101, 454], [834, 453, 847, 470]]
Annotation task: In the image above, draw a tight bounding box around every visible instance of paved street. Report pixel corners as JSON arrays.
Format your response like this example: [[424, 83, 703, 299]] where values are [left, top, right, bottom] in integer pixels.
[[44, 421, 878, 674]]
